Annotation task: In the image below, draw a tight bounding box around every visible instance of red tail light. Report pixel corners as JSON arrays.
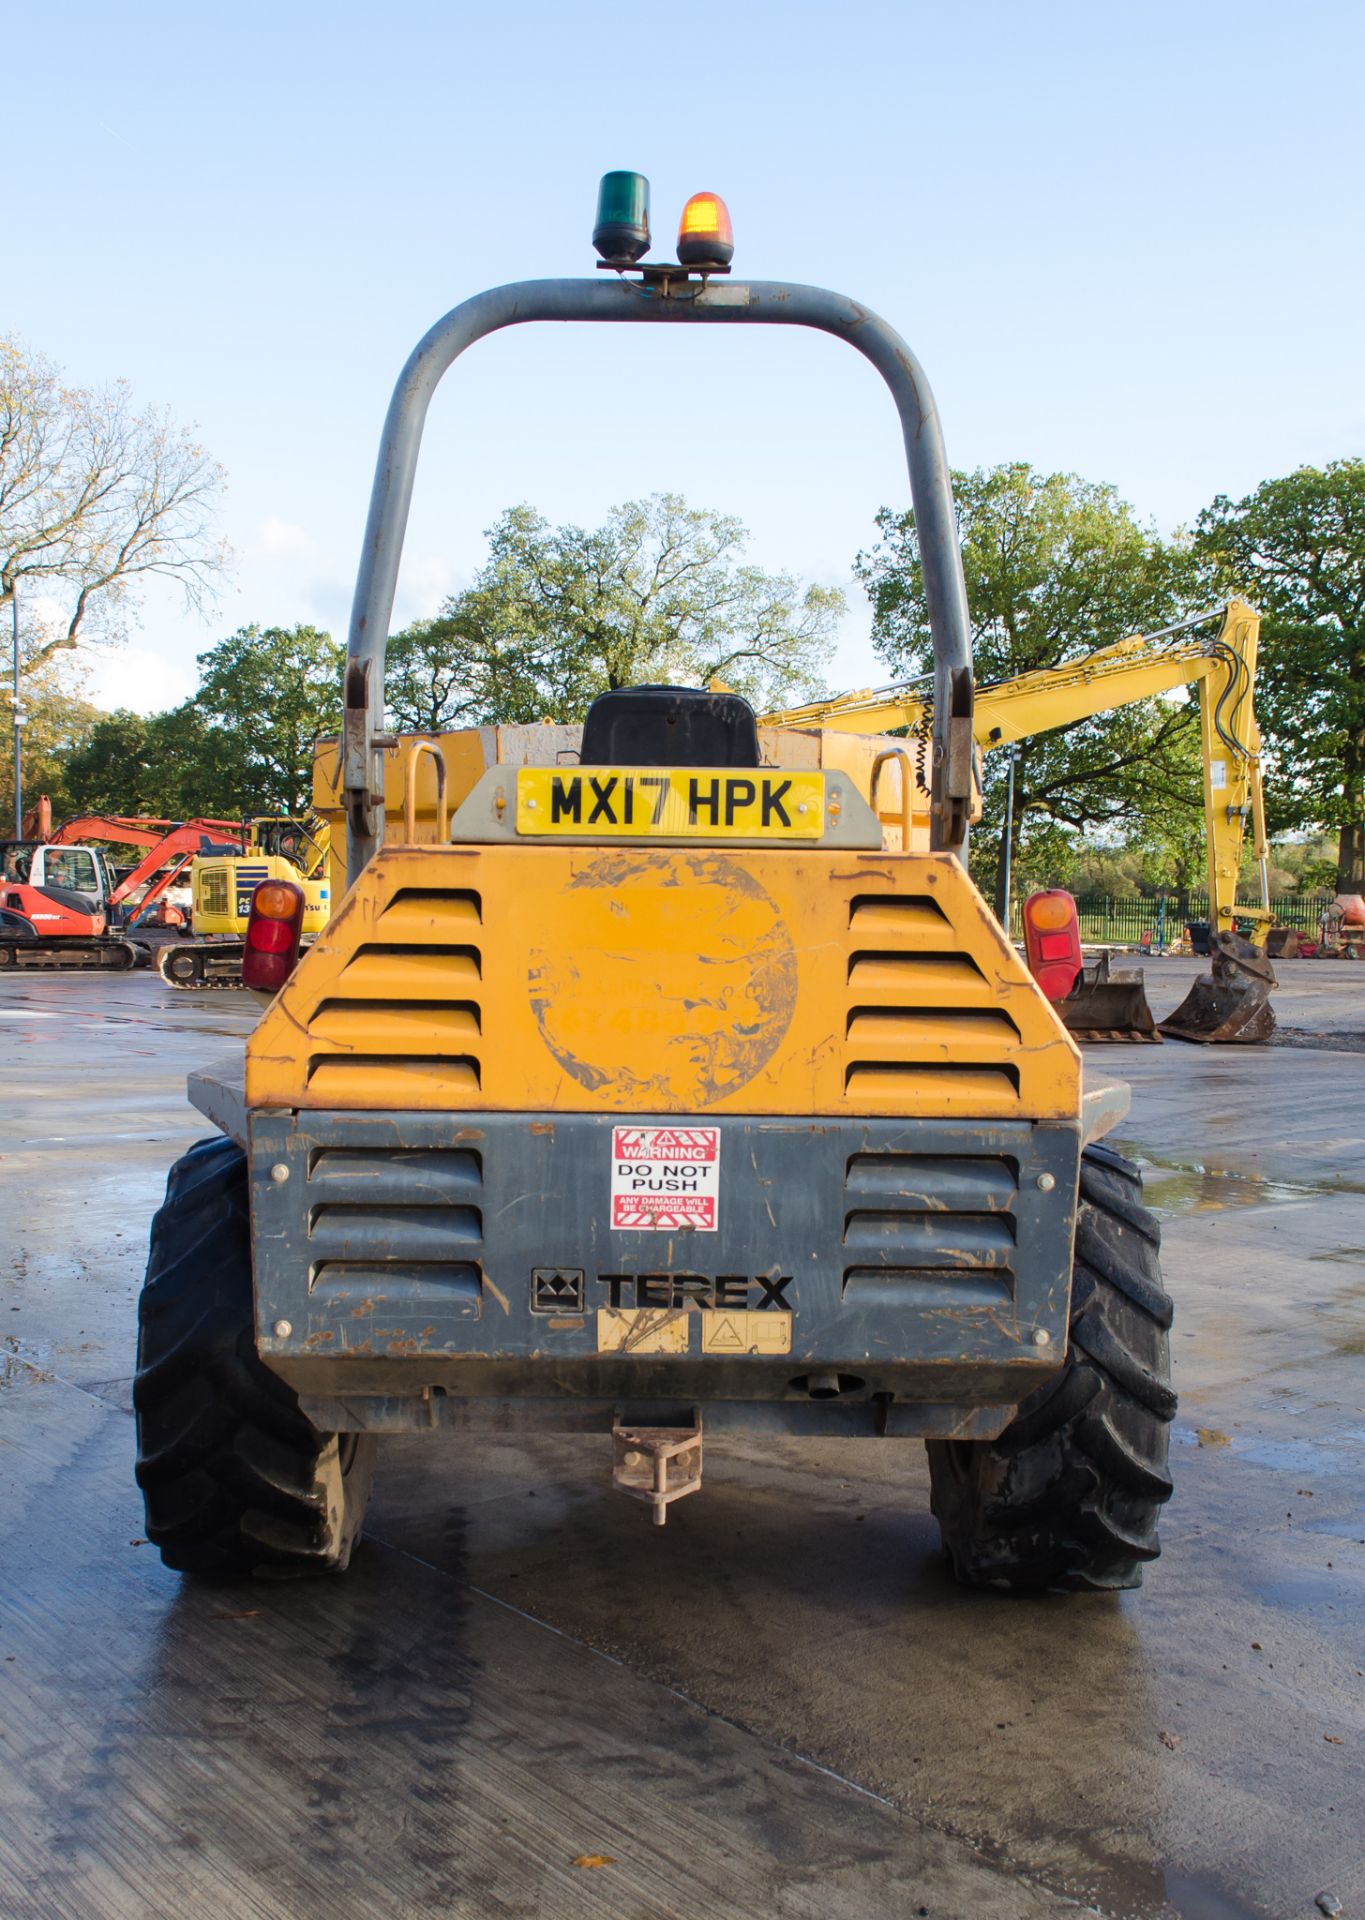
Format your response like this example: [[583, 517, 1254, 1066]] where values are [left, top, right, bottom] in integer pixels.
[[1022, 889, 1083, 1003], [242, 879, 305, 993]]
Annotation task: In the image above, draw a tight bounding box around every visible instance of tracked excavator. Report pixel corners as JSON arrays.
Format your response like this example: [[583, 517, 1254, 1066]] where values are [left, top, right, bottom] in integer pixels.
[[157, 817, 331, 987], [764, 598, 1276, 1043], [0, 812, 242, 970]]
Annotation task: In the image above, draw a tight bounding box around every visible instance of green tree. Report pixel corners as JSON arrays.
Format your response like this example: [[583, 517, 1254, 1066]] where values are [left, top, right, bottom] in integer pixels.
[[385, 495, 841, 730], [62, 701, 240, 819], [193, 624, 343, 815], [0, 653, 101, 825], [59, 709, 157, 814], [856, 463, 1198, 917], [1194, 460, 1365, 891]]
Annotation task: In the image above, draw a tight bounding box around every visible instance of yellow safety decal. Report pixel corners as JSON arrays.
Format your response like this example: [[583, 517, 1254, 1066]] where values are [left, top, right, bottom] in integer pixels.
[[596, 1307, 692, 1354], [700, 1310, 792, 1355], [516, 767, 824, 839]]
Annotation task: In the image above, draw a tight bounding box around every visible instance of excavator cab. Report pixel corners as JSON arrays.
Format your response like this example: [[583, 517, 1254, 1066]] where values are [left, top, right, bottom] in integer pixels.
[[0, 841, 131, 968]]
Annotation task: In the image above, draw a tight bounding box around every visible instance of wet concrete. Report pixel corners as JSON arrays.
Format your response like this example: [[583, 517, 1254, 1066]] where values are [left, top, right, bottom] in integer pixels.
[[2, 970, 1363, 1919]]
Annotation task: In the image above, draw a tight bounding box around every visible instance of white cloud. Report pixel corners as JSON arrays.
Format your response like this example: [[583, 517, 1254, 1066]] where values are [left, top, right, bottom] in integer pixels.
[[251, 517, 318, 559], [82, 645, 198, 715], [391, 554, 463, 624]]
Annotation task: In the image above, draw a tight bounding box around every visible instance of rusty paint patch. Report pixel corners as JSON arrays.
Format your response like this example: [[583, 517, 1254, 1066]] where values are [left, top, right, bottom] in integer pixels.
[[528, 1120, 556, 1136], [303, 1330, 336, 1349], [527, 851, 797, 1108], [547, 1315, 584, 1330], [350, 1297, 380, 1318]]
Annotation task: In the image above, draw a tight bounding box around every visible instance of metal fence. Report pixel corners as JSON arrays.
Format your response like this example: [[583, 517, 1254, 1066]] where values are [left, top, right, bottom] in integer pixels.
[[1060, 893, 1335, 947]]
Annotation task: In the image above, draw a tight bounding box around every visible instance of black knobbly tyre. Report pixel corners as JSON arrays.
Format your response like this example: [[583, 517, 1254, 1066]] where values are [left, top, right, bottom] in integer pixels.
[[134, 1134, 376, 1579], [927, 1141, 1175, 1593]]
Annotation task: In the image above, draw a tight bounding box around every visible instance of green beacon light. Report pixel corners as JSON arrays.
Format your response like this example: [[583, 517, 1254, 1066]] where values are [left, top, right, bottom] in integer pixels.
[[593, 171, 651, 266]]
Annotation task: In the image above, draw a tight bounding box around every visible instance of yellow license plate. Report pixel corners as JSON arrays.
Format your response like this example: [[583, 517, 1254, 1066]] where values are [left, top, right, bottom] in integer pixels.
[[515, 767, 825, 839]]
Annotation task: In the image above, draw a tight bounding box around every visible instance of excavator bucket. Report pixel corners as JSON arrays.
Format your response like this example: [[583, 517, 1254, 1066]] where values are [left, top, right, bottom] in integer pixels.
[[1056, 951, 1162, 1044], [1159, 932, 1276, 1044]]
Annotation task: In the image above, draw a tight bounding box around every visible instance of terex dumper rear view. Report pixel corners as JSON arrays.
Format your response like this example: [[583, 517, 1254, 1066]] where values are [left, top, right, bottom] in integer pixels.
[[134, 177, 1175, 1594]]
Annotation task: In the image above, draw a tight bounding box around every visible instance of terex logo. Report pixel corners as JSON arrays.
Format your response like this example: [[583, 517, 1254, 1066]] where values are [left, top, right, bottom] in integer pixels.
[[595, 1273, 793, 1311]]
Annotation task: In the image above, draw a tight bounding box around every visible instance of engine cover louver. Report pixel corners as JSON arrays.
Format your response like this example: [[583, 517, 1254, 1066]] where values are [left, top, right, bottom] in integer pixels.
[[247, 850, 1078, 1119]]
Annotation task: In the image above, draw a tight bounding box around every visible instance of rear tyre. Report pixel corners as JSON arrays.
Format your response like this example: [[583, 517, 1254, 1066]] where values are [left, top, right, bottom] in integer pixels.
[[134, 1134, 376, 1579], [927, 1142, 1175, 1593]]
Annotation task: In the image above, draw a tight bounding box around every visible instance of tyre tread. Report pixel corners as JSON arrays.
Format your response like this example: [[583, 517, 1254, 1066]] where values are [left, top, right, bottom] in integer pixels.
[[928, 1142, 1175, 1593], [134, 1135, 371, 1580]]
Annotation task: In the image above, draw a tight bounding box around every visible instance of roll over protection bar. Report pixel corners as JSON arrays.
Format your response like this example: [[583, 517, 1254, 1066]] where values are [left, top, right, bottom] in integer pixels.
[[341, 275, 975, 886]]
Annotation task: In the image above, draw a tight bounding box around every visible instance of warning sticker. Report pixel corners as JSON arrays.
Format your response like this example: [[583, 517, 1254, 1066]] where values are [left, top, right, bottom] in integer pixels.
[[611, 1125, 720, 1231], [597, 1308, 692, 1354], [700, 1310, 792, 1356]]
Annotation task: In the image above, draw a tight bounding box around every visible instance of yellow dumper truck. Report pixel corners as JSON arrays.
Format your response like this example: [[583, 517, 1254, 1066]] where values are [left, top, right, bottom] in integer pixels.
[[134, 178, 1174, 1592]]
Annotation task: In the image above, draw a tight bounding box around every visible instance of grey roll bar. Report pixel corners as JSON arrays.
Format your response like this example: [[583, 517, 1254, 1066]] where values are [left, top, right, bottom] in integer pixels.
[[341, 275, 975, 886]]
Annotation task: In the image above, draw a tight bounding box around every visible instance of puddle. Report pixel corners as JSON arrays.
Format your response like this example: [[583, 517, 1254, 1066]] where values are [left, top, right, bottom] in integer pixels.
[[1173, 1426, 1361, 1479], [1162, 1868, 1273, 1920], [1246, 1563, 1365, 1611], [1307, 1515, 1365, 1543], [1118, 1144, 1365, 1218], [1230, 1436, 1352, 1476]]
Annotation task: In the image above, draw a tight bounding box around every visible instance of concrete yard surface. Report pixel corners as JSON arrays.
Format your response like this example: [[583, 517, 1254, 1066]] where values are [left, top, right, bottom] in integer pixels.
[[1, 965, 1363, 1920]]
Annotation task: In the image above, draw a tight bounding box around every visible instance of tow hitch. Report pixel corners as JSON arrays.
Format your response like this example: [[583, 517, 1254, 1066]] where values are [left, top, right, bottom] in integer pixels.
[[612, 1413, 703, 1526]]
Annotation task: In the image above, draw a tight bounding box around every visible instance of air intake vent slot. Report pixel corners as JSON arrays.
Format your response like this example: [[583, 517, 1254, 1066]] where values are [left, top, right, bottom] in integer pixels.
[[847, 952, 985, 993], [844, 1063, 1020, 1105], [842, 1269, 1014, 1309], [378, 888, 482, 935], [308, 1147, 482, 1202], [309, 1204, 482, 1261], [309, 1262, 482, 1312], [306, 1056, 481, 1099], [311, 1000, 481, 1048], [845, 1008, 1020, 1048], [845, 1153, 1017, 1210], [842, 1211, 1015, 1263], [848, 894, 949, 935], [339, 945, 481, 992]]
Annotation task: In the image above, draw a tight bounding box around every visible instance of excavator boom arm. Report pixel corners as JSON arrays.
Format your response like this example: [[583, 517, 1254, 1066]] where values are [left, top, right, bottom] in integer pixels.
[[762, 600, 1269, 943]]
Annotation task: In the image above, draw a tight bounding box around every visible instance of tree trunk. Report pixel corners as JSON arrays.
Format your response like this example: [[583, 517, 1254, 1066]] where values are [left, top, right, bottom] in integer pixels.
[[1337, 817, 1364, 893]]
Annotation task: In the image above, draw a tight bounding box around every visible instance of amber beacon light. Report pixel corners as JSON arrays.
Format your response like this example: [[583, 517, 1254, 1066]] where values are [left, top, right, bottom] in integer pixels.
[[676, 191, 734, 268], [242, 879, 306, 994]]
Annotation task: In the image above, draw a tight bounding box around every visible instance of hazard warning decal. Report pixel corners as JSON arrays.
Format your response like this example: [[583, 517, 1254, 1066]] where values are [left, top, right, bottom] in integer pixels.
[[700, 1309, 791, 1355], [611, 1125, 719, 1231]]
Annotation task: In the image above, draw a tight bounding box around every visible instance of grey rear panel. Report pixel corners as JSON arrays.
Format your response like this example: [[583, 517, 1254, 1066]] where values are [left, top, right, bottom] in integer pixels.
[[250, 1110, 1079, 1426]]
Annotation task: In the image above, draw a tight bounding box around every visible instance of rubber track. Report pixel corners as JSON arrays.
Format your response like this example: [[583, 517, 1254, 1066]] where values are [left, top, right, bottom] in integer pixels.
[[134, 1135, 363, 1578], [928, 1142, 1176, 1593]]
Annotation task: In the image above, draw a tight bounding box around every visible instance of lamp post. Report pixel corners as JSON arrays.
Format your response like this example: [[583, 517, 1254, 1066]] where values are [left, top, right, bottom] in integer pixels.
[[10, 585, 21, 838], [1001, 744, 1021, 941]]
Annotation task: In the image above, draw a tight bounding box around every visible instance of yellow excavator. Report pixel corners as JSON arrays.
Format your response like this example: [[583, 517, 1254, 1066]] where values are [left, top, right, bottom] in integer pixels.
[[157, 816, 332, 987], [764, 598, 1276, 1042]]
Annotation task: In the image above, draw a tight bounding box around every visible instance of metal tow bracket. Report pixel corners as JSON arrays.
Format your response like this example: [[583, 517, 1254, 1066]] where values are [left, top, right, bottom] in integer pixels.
[[612, 1414, 702, 1526]]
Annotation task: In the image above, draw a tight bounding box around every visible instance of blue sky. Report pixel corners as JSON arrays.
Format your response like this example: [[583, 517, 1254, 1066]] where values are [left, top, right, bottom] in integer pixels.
[[10, 0, 1363, 713]]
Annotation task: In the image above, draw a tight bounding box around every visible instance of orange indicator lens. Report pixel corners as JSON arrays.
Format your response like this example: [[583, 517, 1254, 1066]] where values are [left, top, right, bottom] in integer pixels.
[[254, 880, 303, 920], [1026, 891, 1077, 932]]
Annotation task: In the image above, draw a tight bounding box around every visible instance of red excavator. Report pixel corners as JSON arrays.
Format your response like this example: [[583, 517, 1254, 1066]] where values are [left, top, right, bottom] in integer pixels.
[[0, 806, 243, 971]]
